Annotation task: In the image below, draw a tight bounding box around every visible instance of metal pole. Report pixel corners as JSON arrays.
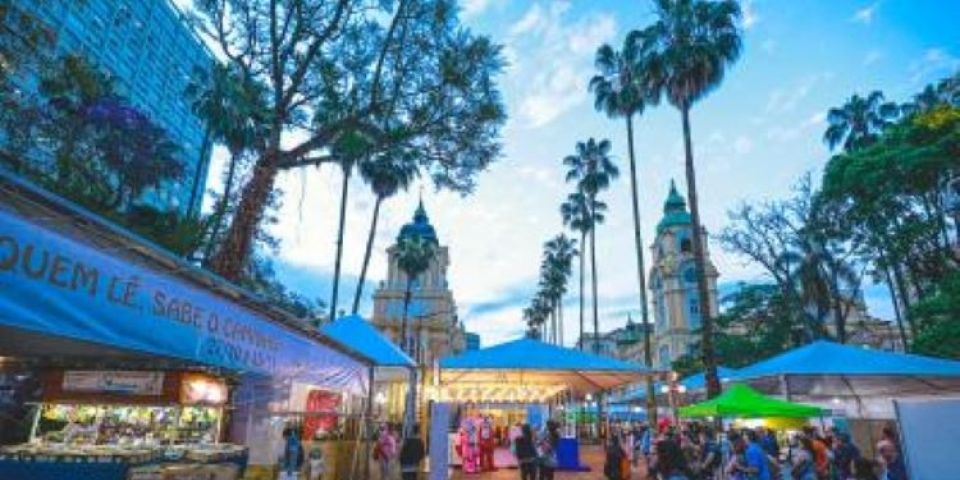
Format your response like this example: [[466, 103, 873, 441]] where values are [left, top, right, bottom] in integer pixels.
[[364, 366, 375, 480]]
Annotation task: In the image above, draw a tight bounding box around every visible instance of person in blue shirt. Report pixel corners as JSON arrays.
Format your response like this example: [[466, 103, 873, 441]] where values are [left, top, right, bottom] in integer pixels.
[[744, 429, 772, 480]]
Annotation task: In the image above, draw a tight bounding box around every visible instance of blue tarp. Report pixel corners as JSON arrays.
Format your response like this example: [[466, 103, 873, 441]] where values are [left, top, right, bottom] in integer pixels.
[[439, 337, 656, 393], [321, 315, 415, 368], [736, 341, 960, 379], [440, 337, 649, 372]]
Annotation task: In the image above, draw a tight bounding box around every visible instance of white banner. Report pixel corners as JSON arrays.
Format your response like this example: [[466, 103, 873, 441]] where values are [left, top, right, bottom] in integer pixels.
[[63, 370, 165, 395]]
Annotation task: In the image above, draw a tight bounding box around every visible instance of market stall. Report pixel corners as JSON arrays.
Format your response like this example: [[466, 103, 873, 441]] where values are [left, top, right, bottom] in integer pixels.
[[0, 172, 369, 480], [436, 337, 661, 472]]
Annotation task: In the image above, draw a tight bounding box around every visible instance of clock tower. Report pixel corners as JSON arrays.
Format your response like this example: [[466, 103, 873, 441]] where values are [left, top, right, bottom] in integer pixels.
[[649, 181, 720, 368], [371, 200, 465, 366]]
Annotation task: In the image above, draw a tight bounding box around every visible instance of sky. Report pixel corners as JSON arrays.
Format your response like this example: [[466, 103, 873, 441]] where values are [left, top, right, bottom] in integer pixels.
[[194, 0, 960, 347]]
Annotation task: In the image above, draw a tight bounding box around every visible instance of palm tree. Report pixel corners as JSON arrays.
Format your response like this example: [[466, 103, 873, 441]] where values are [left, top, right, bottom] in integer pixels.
[[543, 234, 578, 346], [590, 30, 661, 424], [351, 155, 419, 314], [564, 138, 618, 354], [824, 90, 899, 152], [643, 0, 742, 397], [328, 130, 376, 322], [395, 234, 435, 436], [561, 192, 606, 350], [186, 64, 266, 262]]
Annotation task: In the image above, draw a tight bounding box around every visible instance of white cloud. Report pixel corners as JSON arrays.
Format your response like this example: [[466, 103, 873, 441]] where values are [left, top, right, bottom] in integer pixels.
[[851, 2, 879, 25], [742, 0, 759, 29], [506, 2, 617, 128], [909, 48, 960, 85], [460, 0, 494, 18], [765, 73, 832, 114], [733, 136, 754, 155]]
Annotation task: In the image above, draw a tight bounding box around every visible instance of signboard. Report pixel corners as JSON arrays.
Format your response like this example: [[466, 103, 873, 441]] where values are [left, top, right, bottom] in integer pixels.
[[180, 373, 228, 405], [63, 370, 164, 395], [0, 209, 364, 392], [429, 402, 451, 480]]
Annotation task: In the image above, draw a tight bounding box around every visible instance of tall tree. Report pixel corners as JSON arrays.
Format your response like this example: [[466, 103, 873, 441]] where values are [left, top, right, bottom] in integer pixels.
[[590, 28, 660, 422], [190, 0, 506, 282], [394, 234, 435, 436], [824, 91, 899, 152], [561, 192, 595, 351], [352, 155, 419, 314], [564, 138, 618, 354], [641, 0, 743, 397], [186, 64, 268, 261], [543, 234, 578, 346]]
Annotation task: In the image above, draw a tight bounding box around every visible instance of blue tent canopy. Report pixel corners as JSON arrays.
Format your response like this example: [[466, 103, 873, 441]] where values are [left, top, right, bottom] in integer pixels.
[[439, 337, 658, 394], [737, 341, 960, 378], [734, 341, 960, 400], [610, 366, 740, 404], [321, 315, 415, 368]]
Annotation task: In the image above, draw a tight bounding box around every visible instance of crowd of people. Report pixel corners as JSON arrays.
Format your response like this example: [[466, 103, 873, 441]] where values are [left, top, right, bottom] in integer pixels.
[[598, 420, 908, 480]]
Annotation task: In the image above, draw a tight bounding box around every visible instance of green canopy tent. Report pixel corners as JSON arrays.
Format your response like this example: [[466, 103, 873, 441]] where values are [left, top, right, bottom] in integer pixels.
[[679, 384, 825, 419]]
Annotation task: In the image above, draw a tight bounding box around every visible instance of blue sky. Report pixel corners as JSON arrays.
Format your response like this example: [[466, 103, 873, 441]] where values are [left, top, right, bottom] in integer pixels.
[[197, 0, 960, 347]]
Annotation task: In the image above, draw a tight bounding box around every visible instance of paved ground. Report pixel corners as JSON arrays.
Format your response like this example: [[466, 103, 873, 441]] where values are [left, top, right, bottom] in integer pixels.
[[450, 445, 650, 480]]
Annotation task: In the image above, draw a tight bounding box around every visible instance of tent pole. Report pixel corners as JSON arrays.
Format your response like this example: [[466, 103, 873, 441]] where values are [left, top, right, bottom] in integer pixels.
[[364, 366, 375, 480], [780, 375, 791, 402]]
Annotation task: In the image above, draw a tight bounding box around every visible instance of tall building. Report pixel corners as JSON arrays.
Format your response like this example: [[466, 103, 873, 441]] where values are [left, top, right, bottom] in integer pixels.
[[649, 181, 720, 368], [10, 0, 214, 215], [371, 201, 466, 366]]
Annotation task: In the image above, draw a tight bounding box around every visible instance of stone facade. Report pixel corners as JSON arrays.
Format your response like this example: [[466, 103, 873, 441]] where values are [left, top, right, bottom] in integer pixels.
[[370, 202, 466, 366], [649, 181, 720, 369]]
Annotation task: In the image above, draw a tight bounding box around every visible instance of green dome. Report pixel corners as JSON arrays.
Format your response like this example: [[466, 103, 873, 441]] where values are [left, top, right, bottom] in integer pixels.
[[657, 180, 692, 233], [397, 200, 439, 245]]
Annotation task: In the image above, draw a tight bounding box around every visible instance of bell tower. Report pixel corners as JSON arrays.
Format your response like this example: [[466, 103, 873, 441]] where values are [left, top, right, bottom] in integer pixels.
[[371, 200, 464, 365], [648, 181, 720, 368]]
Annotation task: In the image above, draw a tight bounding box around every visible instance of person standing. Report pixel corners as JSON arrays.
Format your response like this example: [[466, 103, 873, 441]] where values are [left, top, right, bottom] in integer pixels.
[[695, 427, 720, 480], [280, 425, 304, 480], [481, 416, 495, 471], [399, 425, 425, 480], [791, 436, 817, 480], [604, 434, 626, 480], [537, 420, 560, 480], [515, 424, 539, 480], [655, 438, 693, 480], [744, 430, 772, 480], [375, 424, 397, 480], [833, 431, 861, 479], [878, 441, 907, 480]]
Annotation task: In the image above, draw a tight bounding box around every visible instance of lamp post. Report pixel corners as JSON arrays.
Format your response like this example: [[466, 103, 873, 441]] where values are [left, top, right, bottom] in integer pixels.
[[660, 371, 687, 424]]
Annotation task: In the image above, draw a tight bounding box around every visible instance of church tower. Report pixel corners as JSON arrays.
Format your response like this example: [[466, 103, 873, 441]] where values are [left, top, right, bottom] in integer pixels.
[[649, 181, 720, 368], [371, 200, 465, 366]]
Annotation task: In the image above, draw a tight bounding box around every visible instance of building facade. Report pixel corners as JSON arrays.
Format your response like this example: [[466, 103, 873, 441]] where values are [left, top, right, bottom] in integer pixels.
[[576, 315, 652, 364], [11, 0, 213, 215], [371, 201, 466, 366], [649, 181, 720, 369]]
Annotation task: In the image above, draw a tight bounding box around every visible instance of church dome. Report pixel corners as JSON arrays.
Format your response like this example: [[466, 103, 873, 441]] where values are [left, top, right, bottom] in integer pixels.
[[397, 200, 439, 245], [657, 179, 692, 233]]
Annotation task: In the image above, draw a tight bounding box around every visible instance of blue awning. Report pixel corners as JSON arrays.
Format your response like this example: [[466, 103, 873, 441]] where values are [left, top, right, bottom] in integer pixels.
[[610, 366, 740, 403], [321, 315, 415, 368], [438, 337, 659, 394], [737, 341, 960, 378]]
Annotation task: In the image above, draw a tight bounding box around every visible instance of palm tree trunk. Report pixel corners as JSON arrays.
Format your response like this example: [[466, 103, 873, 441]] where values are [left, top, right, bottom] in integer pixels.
[[885, 271, 909, 350], [208, 158, 279, 281], [186, 126, 213, 219], [203, 151, 240, 264], [891, 262, 916, 338], [579, 231, 587, 351], [590, 217, 600, 354], [401, 278, 416, 437], [680, 105, 720, 398], [558, 301, 564, 347], [352, 195, 384, 314], [625, 115, 658, 426], [329, 166, 351, 322]]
